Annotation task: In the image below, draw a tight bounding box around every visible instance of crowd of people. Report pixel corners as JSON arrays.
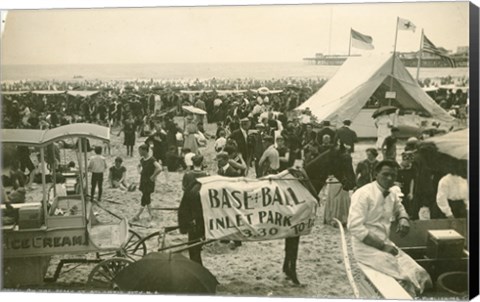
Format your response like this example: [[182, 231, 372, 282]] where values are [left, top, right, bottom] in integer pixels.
[[1, 75, 469, 296]]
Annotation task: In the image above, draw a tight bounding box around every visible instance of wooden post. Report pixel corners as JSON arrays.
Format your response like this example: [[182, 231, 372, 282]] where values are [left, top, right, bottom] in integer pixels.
[[40, 148, 48, 220]]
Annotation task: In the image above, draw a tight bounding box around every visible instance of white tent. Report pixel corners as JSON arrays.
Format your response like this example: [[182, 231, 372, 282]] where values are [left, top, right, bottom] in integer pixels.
[[296, 54, 454, 129]]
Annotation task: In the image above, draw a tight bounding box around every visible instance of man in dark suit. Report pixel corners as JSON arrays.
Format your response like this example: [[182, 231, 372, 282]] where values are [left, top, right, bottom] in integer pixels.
[[336, 119, 358, 152], [217, 152, 241, 177], [317, 120, 337, 145], [229, 117, 251, 167]]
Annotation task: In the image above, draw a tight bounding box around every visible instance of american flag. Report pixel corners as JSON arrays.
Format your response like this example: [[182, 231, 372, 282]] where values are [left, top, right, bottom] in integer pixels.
[[422, 34, 456, 68]]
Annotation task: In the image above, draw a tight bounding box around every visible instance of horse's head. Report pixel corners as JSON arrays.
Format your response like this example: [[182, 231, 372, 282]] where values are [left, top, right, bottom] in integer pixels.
[[304, 146, 356, 194]]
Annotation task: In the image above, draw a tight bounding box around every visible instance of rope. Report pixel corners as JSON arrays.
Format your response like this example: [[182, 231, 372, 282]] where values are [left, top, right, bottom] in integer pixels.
[[333, 218, 360, 299]]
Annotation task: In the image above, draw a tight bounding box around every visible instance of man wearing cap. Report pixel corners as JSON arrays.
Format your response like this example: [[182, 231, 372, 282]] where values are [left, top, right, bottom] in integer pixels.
[[259, 135, 280, 176], [229, 117, 251, 170], [336, 119, 358, 153], [182, 155, 209, 193]]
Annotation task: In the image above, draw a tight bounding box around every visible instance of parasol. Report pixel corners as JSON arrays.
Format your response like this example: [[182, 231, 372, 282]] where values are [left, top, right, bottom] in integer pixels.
[[257, 87, 270, 95], [182, 105, 207, 115], [371, 106, 398, 119], [425, 128, 468, 160], [113, 252, 218, 294]]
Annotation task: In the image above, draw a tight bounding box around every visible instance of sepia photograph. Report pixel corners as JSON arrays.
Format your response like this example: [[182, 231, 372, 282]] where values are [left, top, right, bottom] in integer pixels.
[[0, 0, 477, 300]]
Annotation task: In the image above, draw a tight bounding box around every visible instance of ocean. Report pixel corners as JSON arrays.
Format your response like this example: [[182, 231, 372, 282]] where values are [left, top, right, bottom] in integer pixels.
[[0, 62, 469, 82]]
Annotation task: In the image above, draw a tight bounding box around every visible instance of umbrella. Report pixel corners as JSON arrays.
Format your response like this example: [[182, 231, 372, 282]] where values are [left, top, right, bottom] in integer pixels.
[[425, 128, 468, 160], [113, 253, 219, 294], [371, 106, 398, 119], [182, 105, 207, 115], [257, 87, 270, 95]]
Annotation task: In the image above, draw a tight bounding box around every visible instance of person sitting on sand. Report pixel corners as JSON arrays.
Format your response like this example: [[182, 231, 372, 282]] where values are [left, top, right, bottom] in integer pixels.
[[109, 157, 132, 191], [183, 148, 196, 170]]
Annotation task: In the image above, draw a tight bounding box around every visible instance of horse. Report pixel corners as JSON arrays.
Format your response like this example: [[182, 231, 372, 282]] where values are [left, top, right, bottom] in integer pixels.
[[178, 144, 356, 285]]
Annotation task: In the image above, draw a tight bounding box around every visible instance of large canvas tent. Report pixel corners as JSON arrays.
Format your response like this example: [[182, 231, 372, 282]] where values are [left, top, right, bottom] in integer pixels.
[[296, 54, 454, 131]]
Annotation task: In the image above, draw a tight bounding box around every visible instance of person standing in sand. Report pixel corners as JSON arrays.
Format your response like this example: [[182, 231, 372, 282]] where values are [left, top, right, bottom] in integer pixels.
[[133, 144, 162, 221]]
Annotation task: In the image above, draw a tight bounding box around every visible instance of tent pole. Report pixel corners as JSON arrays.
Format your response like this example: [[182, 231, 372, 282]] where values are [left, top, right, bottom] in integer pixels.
[[416, 29, 424, 83], [348, 28, 352, 56]]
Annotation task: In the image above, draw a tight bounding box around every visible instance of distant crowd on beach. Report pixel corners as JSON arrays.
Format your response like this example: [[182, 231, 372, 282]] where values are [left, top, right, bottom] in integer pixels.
[[0, 74, 468, 131]]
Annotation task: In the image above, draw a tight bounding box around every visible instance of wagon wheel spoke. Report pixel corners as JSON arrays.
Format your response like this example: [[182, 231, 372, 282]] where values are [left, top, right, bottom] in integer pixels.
[[87, 258, 133, 290], [124, 230, 147, 259]]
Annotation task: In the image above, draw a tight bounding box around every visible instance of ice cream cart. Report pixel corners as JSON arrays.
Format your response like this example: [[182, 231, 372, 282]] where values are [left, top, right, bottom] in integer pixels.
[[1, 123, 146, 289]]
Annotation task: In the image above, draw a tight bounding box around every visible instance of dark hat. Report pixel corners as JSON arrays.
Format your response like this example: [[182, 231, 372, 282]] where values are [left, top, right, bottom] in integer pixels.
[[322, 120, 331, 126], [216, 152, 229, 160], [343, 119, 352, 125], [192, 154, 204, 166]]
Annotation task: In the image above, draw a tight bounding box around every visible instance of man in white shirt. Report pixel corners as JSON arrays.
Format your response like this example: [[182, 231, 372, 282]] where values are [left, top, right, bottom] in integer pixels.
[[87, 146, 108, 202], [348, 160, 432, 296], [259, 135, 280, 176], [436, 171, 468, 218]]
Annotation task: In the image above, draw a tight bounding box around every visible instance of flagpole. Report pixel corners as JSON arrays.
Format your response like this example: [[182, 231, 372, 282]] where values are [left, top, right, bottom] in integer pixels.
[[416, 29, 424, 83], [391, 17, 399, 76], [348, 28, 352, 56], [388, 17, 400, 103]]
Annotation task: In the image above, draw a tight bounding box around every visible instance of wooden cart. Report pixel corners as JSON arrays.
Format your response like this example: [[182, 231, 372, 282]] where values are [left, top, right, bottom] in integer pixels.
[[1, 124, 146, 290]]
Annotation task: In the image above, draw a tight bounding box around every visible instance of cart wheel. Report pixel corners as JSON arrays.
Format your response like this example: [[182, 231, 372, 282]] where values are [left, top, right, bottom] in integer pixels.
[[87, 258, 132, 290], [122, 229, 147, 261], [134, 231, 163, 254], [96, 230, 147, 261]]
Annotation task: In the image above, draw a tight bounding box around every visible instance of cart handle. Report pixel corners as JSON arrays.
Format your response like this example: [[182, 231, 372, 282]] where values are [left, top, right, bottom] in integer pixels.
[[172, 239, 216, 254]]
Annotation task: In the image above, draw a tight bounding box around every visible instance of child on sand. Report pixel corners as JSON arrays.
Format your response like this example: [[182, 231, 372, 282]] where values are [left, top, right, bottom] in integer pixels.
[[108, 157, 133, 191]]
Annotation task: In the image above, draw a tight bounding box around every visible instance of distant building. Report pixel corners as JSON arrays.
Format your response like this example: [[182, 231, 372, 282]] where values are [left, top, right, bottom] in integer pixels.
[[304, 47, 468, 67]]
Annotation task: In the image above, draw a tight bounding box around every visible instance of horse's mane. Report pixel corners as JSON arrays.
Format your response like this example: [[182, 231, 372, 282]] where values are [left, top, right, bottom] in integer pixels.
[[304, 146, 356, 193]]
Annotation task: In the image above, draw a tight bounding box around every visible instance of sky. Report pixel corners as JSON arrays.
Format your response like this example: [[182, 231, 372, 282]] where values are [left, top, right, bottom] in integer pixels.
[[0, 1, 470, 65]]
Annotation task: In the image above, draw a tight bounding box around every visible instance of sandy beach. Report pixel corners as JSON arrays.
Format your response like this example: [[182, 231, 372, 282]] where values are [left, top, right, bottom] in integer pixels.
[[13, 118, 409, 298]]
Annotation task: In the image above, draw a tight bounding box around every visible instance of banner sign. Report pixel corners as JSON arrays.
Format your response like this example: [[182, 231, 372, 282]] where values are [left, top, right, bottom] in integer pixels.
[[198, 173, 318, 241]]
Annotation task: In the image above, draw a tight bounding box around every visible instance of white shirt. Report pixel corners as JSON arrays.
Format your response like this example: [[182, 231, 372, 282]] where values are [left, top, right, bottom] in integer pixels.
[[436, 174, 469, 217], [184, 152, 196, 167], [214, 137, 227, 152], [348, 181, 407, 243]]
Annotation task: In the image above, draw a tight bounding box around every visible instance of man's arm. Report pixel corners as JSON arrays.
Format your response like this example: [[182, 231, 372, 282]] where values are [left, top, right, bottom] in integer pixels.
[[150, 161, 162, 181], [436, 177, 454, 218], [391, 186, 410, 237], [258, 150, 268, 167]]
